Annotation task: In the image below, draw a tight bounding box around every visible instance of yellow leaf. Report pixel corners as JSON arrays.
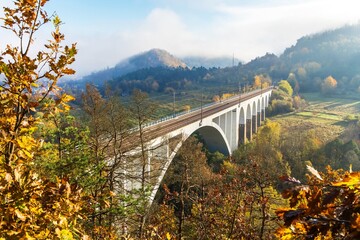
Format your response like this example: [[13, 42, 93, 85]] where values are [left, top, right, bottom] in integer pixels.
[[7, 230, 21, 236], [62, 93, 75, 103], [35, 229, 50, 239], [21, 149, 33, 158], [275, 227, 293, 240], [15, 209, 27, 221], [332, 172, 360, 188], [25, 232, 36, 240], [63, 104, 71, 112], [59, 229, 73, 240], [52, 15, 62, 27], [59, 216, 69, 228], [17, 136, 35, 151], [166, 232, 171, 240]]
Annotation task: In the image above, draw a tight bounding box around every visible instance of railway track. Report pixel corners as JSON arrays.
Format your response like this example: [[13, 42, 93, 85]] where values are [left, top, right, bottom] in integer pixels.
[[143, 87, 273, 140]]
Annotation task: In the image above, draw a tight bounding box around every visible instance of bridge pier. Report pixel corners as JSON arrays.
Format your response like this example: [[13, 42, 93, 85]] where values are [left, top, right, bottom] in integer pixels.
[[246, 119, 252, 141], [261, 109, 266, 122], [239, 123, 246, 145], [252, 115, 257, 133], [257, 112, 261, 127]]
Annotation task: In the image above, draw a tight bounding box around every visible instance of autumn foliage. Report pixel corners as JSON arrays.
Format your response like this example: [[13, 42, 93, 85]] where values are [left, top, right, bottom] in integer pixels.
[[253, 75, 271, 89], [321, 75, 337, 95], [276, 166, 360, 239], [0, 0, 86, 238]]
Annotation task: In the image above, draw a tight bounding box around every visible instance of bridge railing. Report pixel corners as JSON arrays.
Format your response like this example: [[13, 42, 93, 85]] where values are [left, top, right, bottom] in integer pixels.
[[129, 86, 273, 132], [129, 101, 213, 132]]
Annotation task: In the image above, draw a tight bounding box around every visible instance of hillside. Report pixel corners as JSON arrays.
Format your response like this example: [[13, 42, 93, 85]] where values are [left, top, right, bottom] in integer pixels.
[[277, 24, 360, 91], [118, 48, 187, 70], [66, 49, 187, 88], [182, 56, 241, 68], [224, 24, 360, 93]]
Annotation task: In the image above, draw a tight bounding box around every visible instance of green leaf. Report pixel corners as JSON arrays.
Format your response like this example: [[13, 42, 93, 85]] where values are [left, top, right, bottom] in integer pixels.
[[52, 15, 62, 27]]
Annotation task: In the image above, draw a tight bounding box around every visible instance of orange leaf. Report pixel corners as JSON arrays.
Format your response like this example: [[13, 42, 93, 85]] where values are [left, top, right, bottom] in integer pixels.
[[62, 68, 75, 75]]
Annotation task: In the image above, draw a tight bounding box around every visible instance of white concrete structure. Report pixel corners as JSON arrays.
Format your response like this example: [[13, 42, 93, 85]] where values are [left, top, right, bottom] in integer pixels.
[[125, 88, 272, 201]]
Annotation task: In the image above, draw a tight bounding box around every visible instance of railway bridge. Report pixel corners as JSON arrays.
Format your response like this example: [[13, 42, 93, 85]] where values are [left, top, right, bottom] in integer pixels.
[[123, 87, 273, 201]]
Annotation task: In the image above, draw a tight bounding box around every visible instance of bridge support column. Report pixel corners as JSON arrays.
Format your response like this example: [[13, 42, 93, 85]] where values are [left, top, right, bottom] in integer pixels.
[[257, 112, 261, 127], [239, 124, 246, 145], [261, 109, 265, 122], [231, 109, 238, 151], [246, 119, 252, 141], [252, 115, 257, 133]]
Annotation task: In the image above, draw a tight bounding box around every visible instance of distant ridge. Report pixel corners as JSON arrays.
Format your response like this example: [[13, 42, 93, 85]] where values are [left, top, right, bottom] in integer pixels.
[[117, 48, 187, 70], [75, 48, 187, 86], [182, 56, 241, 68]]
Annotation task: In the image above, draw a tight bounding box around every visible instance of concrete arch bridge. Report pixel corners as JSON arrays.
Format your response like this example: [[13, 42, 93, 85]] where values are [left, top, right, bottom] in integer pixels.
[[123, 87, 273, 202]]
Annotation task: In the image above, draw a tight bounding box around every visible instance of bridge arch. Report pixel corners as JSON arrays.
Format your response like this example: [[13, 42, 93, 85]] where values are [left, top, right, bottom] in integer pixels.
[[195, 124, 231, 155], [150, 123, 231, 201]]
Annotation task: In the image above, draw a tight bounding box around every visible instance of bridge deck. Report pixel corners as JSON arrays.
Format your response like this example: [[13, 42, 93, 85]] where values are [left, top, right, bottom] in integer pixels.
[[141, 87, 273, 141]]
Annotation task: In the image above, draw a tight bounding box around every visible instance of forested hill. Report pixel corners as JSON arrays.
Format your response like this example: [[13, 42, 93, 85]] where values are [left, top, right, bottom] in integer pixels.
[[277, 24, 360, 92], [281, 24, 360, 68], [64, 24, 360, 95], [67, 48, 187, 88], [182, 56, 240, 68]]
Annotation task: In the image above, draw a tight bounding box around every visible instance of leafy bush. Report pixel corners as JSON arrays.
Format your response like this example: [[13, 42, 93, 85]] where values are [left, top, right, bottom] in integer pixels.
[[267, 99, 294, 116]]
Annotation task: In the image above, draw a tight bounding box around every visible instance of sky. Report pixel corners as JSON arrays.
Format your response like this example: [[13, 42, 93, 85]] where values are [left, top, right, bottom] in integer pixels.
[[2, 0, 360, 78]]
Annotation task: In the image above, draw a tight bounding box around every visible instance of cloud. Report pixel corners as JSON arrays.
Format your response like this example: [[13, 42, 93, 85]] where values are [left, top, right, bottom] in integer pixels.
[[57, 0, 360, 77], [125, 8, 198, 53], [202, 0, 360, 61], [72, 8, 202, 76]]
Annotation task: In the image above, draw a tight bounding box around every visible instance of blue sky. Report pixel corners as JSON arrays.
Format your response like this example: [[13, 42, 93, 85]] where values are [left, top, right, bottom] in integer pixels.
[[2, 0, 360, 77]]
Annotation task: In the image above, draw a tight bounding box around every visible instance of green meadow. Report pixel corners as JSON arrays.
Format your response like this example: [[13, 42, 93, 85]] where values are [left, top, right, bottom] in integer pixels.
[[271, 92, 360, 143]]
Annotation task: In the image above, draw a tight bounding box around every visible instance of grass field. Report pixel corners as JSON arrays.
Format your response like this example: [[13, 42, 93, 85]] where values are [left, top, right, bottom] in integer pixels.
[[302, 92, 360, 116], [271, 92, 360, 144]]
